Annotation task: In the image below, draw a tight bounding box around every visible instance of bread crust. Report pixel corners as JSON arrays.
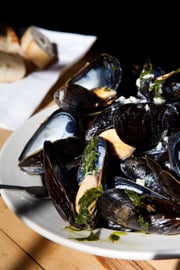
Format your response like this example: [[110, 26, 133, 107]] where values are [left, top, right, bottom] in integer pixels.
[[0, 25, 21, 54], [21, 27, 56, 69], [0, 51, 26, 83]]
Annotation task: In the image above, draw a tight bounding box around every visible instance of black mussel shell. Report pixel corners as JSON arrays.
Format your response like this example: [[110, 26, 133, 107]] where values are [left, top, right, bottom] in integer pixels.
[[69, 53, 122, 92], [158, 169, 180, 204], [160, 102, 180, 131], [113, 101, 180, 152], [54, 83, 108, 114], [96, 188, 180, 235], [168, 129, 180, 178], [85, 101, 121, 140], [43, 140, 78, 224], [18, 108, 82, 174], [162, 72, 180, 101], [114, 176, 167, 199], [119, 156, 163, 194], [19, 137, 84, 175], [113, 103, 163, 151], [54, 53, 122, 116]]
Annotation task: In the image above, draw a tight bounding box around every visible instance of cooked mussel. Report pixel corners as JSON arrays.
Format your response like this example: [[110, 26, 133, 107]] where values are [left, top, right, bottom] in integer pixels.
[[113, 102, 180, 151], [18, 108, 82, 174], [85, 101, 136, 159], [54, 83, 109, 115], [75, 136, 108, 229], [69, 53, 122, 90], [158, 169, 180, 204], [113, 103, 164, 151], [96, 187, 180, 235], [136, 58, 165, 103], [114, 176, 167, 199], [119, 155, 163, 193], [43, 140, 78, 224], [18, 137, 84, 175], [136, 58, 180, 103], [119, 155, 180, 203], [43, 135, 108, 230], [85, 100, 121, 140], [161, 70, 180, 101], [54, 53, 122, 116], [168, 129, 180, 178]]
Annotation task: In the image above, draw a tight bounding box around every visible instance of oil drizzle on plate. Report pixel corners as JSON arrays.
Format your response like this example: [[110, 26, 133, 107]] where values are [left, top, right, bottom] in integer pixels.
[[108, 231, 127, 243]]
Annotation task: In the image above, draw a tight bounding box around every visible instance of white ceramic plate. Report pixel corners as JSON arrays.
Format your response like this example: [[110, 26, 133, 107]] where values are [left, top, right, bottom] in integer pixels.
[[0, 105, 180, 260]]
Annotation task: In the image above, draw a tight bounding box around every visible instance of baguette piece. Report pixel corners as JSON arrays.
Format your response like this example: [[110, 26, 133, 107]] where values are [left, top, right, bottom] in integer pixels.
[[21, 26, 56, 69], [0, 51, 26, 82], [0, 24, 22, 54]]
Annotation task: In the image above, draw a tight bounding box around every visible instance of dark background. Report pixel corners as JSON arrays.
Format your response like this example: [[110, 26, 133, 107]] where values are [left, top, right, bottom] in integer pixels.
[[1, 3, 180, 69]]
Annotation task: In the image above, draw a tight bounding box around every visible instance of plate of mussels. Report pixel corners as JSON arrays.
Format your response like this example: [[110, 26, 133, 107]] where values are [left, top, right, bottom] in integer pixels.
[[0, 53, 180, 260]]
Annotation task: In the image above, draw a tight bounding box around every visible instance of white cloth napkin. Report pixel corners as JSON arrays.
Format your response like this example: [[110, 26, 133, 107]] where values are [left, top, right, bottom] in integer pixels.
[[0, 26, 97, 131]]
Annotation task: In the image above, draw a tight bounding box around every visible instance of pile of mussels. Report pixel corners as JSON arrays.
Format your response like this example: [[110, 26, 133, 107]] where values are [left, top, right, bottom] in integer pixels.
[[18, 54, 180, 235]]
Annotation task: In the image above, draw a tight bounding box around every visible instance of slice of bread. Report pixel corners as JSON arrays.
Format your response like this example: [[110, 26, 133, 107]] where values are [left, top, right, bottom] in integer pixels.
[[21, 26, 56, 69], [0, 25, 57, 83], [0, 24, 22, 54], [0, 51, 26, 82]]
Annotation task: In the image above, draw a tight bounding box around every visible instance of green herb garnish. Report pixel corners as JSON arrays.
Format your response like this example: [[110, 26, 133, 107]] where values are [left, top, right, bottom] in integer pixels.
[[76, 186, 103, 228], [81, 136, 99, 178], [125, 190, 145, 207], [137, 215, 149, 232]]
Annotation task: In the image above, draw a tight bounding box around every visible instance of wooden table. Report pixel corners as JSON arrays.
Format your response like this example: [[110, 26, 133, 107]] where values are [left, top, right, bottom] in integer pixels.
[[0, 51, 179, 270]]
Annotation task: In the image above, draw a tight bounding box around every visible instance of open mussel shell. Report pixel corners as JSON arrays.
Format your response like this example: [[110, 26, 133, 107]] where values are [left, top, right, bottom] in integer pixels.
[[76, 136, 108, 185], [43, 140, 78, 225], [136, 59, 180, 103], [43, 136, 108, 230], [74, 136, 108, 229], [54, 53, 122, 116], [114, 176, 167, 200], [119, 154, 180, 203], [136, 58, 165, 102], [18, 137, 84, 175], [18, 108, 82, 174], [69, 53, 122, 92]]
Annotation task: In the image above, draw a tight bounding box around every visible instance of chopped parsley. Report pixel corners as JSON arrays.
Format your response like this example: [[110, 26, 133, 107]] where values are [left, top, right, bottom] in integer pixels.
[[76, 186, 103, 228], [81, 136, 99, 177], [137, 215, 149, 232], [125, 189, 145, 207], [125, 190, 150, 232]]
